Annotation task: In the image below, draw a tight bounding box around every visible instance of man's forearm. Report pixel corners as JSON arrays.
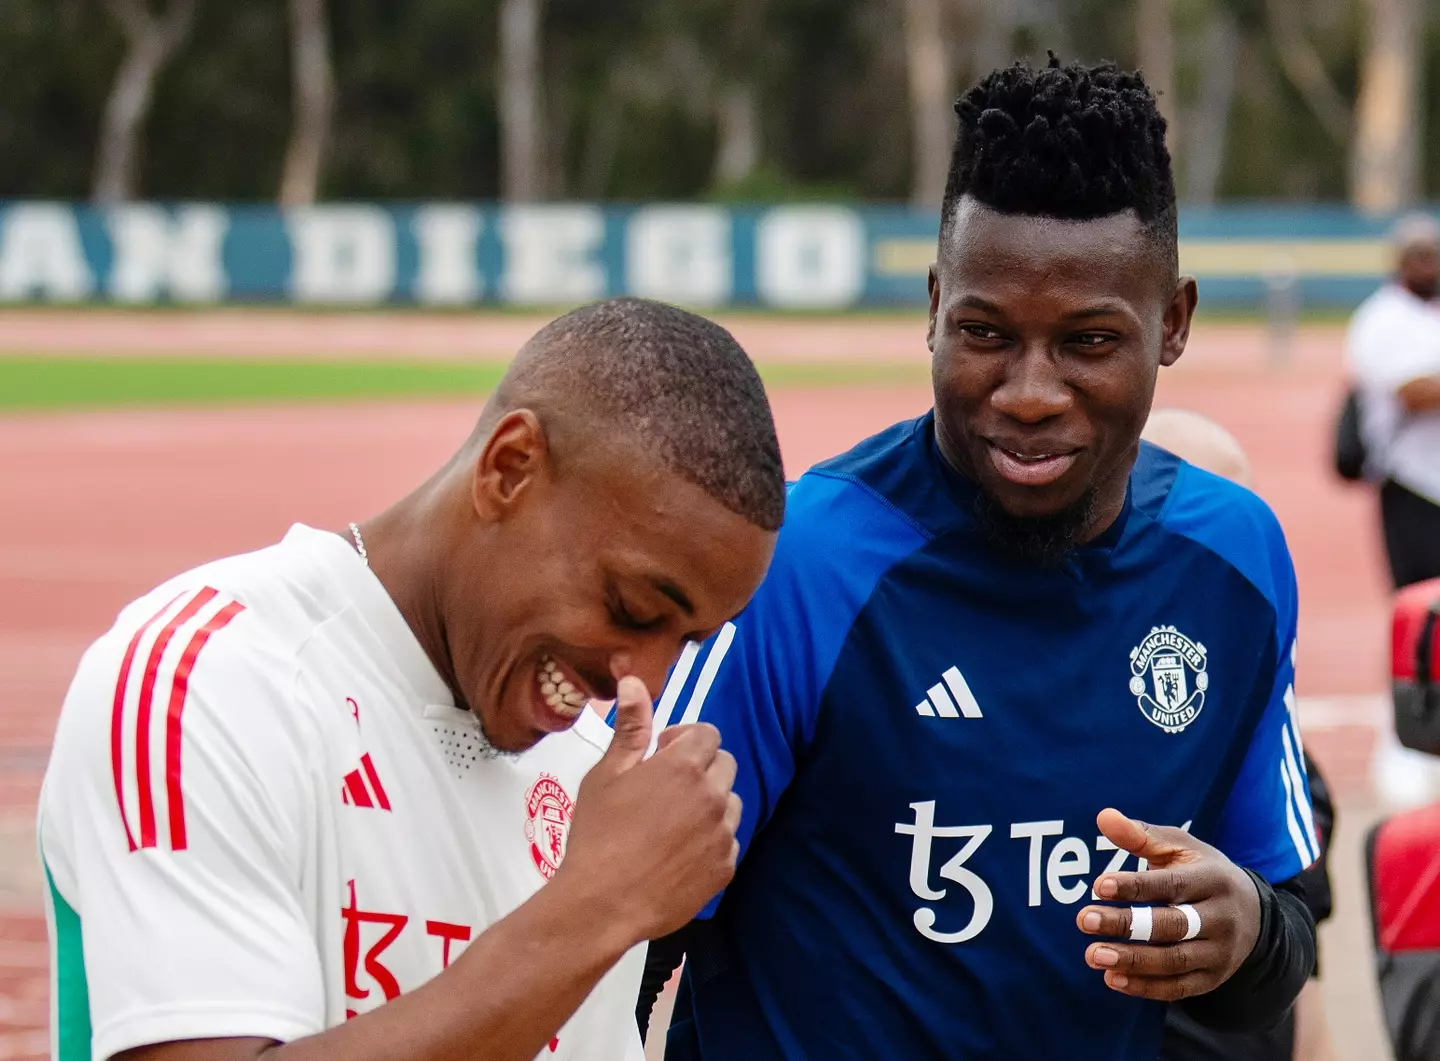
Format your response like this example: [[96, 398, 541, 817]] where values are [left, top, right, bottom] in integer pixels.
[[122, 880, 639, 1061], [1177, 871, 1315, 1033], [283, 882, 636, 1061]]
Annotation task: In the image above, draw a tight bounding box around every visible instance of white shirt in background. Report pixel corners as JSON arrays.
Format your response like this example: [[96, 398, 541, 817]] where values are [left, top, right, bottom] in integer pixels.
[[1345, 282, 1440, 505], [39, 523, 645, 1061]]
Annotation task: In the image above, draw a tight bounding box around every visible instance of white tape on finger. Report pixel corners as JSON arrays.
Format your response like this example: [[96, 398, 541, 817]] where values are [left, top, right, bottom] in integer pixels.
[[1175, 903, 1202, 941], [1128, 905, 1153, 943]]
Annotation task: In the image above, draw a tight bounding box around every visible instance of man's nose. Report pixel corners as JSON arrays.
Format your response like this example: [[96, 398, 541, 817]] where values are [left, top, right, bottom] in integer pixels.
[[991, 345, 1072, 423]]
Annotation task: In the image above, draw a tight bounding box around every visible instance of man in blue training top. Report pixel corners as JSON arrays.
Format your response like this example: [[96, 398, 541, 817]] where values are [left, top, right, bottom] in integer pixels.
[[634, 55, 1318, 1060]]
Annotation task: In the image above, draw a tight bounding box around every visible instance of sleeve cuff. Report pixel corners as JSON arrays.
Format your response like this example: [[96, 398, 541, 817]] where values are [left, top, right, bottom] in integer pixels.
[[94, 1001, 324, 1060]]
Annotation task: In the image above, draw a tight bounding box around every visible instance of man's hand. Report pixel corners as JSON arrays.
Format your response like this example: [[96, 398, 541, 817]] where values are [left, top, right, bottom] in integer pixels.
[[1398, 374, 1440, 413], [1075, 808, 1261, 1002], [555, 675, 742, 944], [114, 676, 743, 1061]]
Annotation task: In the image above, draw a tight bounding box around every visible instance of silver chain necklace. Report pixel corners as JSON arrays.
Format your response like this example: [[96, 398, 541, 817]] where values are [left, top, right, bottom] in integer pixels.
[[348, 522, 369, 568]]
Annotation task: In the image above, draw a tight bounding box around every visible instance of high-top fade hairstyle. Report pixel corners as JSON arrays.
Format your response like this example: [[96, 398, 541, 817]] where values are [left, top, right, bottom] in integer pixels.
[[941, 53, 1178, 280]]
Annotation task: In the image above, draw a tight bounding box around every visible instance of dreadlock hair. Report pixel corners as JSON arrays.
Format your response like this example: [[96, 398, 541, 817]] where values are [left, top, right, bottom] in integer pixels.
[[941, 53, 1178, 279]]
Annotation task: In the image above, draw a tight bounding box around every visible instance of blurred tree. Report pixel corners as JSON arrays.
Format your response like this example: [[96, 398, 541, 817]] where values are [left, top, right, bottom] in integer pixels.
[[1137, 0, 1177, 133], [278, 0, 334, 205], [1264, 0, 1350, 145], [499, 0, 544, 199], [655, 0, 772, 192], [92, 0, 198, 202], [544, 0, 706, 198], [903, 0, 952, 206], [1423, 6, 1440, 198], [321, 0, 499, 200], [1179, 1, 1240, 203], [1351, 0, 1421, 211], [0, 0, 121, 198], [967, 0, 1020, 75], [0, 0, 1433, 206]]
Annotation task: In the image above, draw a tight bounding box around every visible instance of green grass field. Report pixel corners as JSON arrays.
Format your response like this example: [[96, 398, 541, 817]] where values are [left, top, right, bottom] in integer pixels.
[[0, 356, 932, 412]]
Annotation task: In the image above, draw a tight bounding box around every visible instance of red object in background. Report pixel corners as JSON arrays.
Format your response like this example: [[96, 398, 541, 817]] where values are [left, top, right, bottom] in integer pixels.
[[1372, 579, 1440, 1060], [1392, 577, 1440, 756], [1393, 578, 1440, 682], [1372, 803, 1440, 954], [1367, 805, 1440, 1061]]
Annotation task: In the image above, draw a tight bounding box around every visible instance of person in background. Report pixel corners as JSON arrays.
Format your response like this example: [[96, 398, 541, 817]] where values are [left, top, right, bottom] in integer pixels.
[[1143, 408, 1339, 1061], [1344, 217, 1440, 809], [1345, 214, 1440, 590]]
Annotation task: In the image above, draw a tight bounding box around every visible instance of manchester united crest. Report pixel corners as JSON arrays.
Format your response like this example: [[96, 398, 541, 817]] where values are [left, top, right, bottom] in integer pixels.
[[524, 774, 574, 880], [1129, 626, 1209, 734]]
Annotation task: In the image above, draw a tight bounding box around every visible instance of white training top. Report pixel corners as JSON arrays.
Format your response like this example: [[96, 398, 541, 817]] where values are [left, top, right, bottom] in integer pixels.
[[38, 524, 645, 1061], [1345, 282, 1440, 504]]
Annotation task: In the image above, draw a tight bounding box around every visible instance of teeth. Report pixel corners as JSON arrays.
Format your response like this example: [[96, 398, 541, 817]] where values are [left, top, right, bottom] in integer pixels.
[[545, 693, 583, 718], [538, 656, 587, 716]]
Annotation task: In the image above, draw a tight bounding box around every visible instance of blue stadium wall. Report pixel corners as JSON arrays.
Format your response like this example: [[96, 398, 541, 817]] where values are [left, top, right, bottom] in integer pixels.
[[0, 201, 1423, 310]]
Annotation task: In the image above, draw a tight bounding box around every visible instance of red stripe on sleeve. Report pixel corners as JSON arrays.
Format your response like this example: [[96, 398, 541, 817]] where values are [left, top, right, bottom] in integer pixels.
[[134, 587, 217, 849], [360, 753, 391, 811], [110, 592, 184, 852], [164, 599, 246, 851], [344, 770, 374, 808]]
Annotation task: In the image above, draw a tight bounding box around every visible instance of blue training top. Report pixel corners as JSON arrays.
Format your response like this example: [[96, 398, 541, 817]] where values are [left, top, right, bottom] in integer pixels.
[[647, 411, 1316, 1061]]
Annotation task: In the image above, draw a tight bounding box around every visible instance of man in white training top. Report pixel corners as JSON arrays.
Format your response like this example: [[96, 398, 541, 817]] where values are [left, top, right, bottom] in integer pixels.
[[40, 298, 783, 1061]]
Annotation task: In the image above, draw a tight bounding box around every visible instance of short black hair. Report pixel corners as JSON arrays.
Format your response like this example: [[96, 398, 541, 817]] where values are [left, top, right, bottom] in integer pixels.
[[495, 297, 785, 532], [941, 53, 1177, 275]]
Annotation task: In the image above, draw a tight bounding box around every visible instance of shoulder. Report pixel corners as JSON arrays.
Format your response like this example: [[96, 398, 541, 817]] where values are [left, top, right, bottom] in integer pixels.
[[53, 531, 348, 760], [1136, 442, 1296, 622], [42, 562, 332, 867], [784, 414, 942, 562], [673, 418, 941, 708], [103, 527, 353, 672], [806, 413, 958, 539], [757, 417, 937, 621]]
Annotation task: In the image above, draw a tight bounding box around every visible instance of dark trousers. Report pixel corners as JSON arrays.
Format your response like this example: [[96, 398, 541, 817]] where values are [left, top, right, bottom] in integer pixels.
[[1382, 480, 1440, 589]]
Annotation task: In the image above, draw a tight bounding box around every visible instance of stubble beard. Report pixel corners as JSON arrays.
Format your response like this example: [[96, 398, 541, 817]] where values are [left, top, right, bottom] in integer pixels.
[[472, 710, 525, 762], [972, 487, 1100, 568]]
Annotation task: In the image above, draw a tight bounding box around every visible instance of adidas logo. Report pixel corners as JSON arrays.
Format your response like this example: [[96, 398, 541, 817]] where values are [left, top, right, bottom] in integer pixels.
[[914, 666, 983, 719], [341, 752, 393, 811]]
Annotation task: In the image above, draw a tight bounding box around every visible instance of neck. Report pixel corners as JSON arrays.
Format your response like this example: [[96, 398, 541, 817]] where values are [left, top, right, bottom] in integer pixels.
[[1080, 468, 1130, 543], [354, 487, 470, 709]]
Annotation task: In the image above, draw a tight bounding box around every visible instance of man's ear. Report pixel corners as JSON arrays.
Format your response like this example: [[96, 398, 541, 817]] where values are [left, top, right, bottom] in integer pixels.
[[1160, 276, 1199, 368], [472, 409, 549, 520]]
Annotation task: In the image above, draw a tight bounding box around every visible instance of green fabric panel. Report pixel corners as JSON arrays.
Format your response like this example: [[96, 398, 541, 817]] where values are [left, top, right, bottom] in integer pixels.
[[45, 859, 92, 1061]]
